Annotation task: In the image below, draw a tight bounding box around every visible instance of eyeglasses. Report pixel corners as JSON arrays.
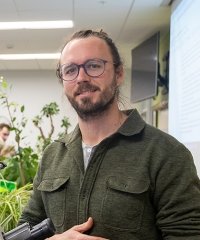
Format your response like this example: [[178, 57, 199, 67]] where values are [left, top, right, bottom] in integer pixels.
[[58, 58, 114, 82]]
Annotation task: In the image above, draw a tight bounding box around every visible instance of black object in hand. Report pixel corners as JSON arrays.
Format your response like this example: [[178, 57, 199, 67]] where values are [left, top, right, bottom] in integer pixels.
[[1, 218, 55, 240]]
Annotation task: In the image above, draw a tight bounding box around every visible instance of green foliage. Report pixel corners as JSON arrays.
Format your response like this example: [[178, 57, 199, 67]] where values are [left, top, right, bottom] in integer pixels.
[[1, 147, 38, 187], [0, 77, 71, 186], [0, 181, 32, 232], [0, 77, 39, 187], [0, 77, 28, 150], [33, 102, 70, 152], [42, 102, 59, 117], [61, 116, 71, 129], [58, 116, 71, 138]]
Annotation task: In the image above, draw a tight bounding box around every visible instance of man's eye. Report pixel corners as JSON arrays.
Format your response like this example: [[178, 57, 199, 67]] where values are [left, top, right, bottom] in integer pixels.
[[86, 61, 102, 70], [64, 66, 77, 75]]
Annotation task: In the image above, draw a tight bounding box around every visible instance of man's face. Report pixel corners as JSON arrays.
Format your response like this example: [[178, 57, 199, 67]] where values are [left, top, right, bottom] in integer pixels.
[[60, 37, 123, 120], [0, 127, 10, 142]]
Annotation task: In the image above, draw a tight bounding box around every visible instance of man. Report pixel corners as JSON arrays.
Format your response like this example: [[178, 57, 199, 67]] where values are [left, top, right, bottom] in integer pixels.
[[19, 30, 200, 239], [0, 123, 10, 143], [0, 123, 12, 157]]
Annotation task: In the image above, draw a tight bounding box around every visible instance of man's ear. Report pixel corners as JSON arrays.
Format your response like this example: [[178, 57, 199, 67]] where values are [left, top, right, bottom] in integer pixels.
[[116, 65, 124, 86]]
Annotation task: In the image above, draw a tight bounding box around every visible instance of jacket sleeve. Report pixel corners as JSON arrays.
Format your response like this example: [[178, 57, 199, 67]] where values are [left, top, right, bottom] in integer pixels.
[[153, 143, 200, 239], [18, 162, 47, 227]]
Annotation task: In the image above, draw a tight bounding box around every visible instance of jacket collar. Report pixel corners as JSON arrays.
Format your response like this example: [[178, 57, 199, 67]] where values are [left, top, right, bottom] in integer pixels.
[[57, 109, 146, 146], [118, 109, 146, 136]]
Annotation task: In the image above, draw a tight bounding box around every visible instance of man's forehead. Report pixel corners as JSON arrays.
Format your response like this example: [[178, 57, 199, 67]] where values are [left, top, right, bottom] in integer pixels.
[[0, 127, 9, 133], [67, 36, 106, 47], [60, 37, 111, 64]]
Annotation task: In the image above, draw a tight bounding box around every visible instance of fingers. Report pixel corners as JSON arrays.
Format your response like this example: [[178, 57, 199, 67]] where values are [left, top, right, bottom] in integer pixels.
[[71, 217, 93, 233], [47, 218, 109, 240]]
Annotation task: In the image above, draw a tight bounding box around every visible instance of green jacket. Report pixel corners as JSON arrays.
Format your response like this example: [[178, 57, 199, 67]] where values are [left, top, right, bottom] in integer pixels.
[[19, 109, 200, 239]]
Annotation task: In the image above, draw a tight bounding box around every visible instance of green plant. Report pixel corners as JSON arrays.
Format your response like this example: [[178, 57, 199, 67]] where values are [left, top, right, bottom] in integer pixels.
[[0, 77, 70, 186], [58, 116, 71, 138], [0, 77, 27, 150], [1, 147, 38, 187], [0, 181, 32, 232], [33, 102, 70, 152], [0, 77, 39, 187]]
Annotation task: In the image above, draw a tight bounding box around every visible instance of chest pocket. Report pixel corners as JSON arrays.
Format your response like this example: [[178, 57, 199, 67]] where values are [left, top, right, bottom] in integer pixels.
[[102, 176, 149, 232], [38, 176, 70, 228]]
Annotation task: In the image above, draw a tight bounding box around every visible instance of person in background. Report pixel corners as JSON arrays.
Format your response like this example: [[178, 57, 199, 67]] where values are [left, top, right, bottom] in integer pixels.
[[19, 29, 200, 240], [0, 123, 10, 143], [0, 123, 15, 157]]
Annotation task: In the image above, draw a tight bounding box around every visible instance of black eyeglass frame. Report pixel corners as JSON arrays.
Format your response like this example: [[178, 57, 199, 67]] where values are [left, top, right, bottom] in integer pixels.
[[57, 58, 115, 82]]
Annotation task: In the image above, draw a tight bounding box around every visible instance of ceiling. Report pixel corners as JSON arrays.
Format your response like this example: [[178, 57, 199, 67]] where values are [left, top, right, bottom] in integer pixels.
[[0, 0, 171, 71]]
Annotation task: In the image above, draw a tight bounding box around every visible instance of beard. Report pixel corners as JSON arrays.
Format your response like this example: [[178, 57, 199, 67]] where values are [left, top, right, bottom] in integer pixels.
[[66, 76, 119, 121]]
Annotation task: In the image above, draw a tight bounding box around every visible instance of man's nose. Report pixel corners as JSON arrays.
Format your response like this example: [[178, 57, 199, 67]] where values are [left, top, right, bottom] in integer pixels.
[[76, 66, 90, 83]]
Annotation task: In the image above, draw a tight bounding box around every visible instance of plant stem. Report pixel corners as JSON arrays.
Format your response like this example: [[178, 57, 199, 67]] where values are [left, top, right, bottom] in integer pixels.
[[18, 160, 26, 186], [5, 97, 14, 128], [48, 115, 54, 138]]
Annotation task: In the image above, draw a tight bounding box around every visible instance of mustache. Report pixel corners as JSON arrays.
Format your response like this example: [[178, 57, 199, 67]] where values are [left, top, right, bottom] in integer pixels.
[[74, 82, 100, 96]]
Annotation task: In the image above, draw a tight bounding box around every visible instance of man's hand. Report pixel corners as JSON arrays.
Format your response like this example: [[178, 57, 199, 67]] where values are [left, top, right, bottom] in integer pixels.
[[47, 217, 108, 240]]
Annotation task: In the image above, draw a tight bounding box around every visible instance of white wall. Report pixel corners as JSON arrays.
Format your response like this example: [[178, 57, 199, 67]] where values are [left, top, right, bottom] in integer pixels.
[[120, 68, 136, 110]]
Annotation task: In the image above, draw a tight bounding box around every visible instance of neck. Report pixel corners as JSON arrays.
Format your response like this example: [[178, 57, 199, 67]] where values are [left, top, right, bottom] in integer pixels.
[[78, 103, 127, 146]]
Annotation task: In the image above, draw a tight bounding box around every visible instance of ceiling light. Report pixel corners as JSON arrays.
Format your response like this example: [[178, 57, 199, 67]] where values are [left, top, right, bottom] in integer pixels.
[[0, 53, 61, 60], [0, 20, 73, 30]]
